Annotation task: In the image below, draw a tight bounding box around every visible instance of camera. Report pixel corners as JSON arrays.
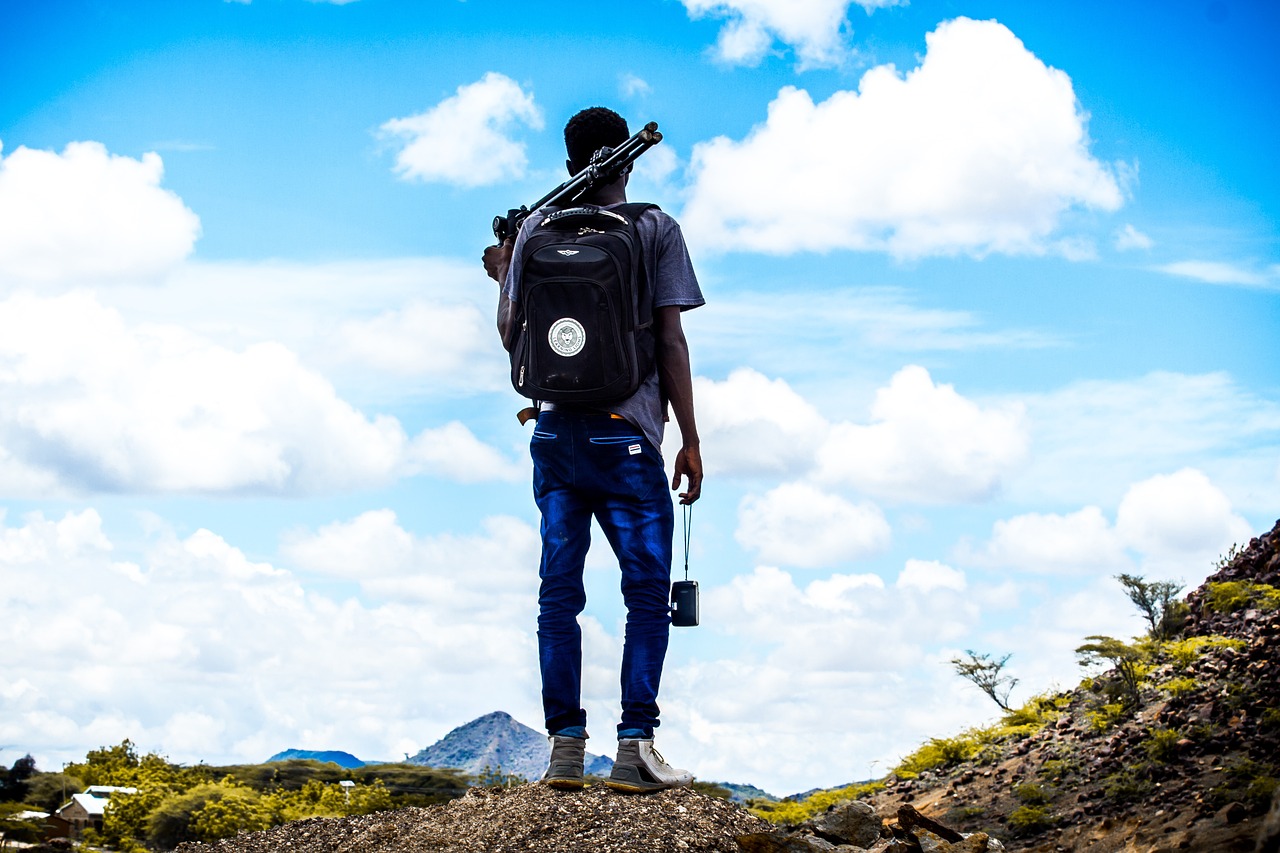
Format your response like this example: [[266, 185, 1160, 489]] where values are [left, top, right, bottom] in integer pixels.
[[670, 580, 699, 627]]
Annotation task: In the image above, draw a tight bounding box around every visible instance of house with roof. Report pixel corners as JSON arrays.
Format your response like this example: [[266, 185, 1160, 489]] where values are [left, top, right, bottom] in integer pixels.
[[51, 785, 138, 839]]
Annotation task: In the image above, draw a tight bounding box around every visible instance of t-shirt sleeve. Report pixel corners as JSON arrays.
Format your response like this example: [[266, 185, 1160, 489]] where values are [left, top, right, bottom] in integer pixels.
[[649, 212, 705, 311]]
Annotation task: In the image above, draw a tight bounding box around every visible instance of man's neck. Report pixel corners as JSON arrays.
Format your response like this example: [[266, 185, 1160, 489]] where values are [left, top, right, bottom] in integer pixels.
[[580, 177, 627, 207]]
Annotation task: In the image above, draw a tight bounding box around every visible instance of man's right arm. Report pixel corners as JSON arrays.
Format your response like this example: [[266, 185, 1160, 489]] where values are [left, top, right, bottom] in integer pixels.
[[483, 239, 517, 352]]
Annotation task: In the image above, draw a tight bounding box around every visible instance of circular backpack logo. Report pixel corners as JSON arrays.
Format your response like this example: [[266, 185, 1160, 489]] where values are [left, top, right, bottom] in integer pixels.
[[548, 318, 586, 357]]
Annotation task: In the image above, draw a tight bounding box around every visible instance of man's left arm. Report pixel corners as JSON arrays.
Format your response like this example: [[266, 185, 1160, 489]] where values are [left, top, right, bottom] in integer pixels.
[[654, 305, 701, 504]]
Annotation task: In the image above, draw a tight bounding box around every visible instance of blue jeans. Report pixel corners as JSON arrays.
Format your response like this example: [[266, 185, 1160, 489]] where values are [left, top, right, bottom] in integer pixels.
[[530, 410, 674, 740]]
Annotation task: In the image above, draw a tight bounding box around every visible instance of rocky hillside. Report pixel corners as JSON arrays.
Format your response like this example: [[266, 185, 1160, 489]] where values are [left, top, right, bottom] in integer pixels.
[[409, 711, 613, 782], [850, 518, 1280, 852], [173, 521, 1280, 853]]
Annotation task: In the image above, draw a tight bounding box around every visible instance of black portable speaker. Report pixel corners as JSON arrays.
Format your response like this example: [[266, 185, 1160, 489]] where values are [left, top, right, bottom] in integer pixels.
[[671, 579, 699, 627]]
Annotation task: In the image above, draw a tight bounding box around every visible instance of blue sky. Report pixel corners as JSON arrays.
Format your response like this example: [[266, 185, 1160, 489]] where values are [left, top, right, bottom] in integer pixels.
[[1, 0, 1277, 796]]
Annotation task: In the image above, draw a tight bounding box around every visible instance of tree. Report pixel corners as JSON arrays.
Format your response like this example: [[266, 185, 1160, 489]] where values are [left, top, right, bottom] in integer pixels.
[[950, 650, 1018, 711], [0, 755, 37, 802], [1115, 573, 1186, 641], [24, 772, 86, 811], [1076, 635, 1147, 711]]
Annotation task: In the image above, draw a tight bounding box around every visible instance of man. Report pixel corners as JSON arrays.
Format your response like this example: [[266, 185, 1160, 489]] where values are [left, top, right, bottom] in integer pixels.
[[482, 106, 704, 793]]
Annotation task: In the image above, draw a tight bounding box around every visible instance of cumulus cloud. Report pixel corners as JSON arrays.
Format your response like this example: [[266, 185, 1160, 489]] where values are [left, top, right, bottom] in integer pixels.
[[0, 140, 200, 284], [816, 365, 1029, 503], [962, 469, 1252, 580], [336, 299, 495, 377], [0, 291, 519, 496], [675, 368, 829, 476], [381, 73, 543, 187], [961, 506, 1130, 575], [681, 18, 1124, 257], [0, 509, 544, 771], [896, 559, 966, 593], [736, 482, 890, 567], [680, 0, 900, 69], [1114, 468, 1252, 562]]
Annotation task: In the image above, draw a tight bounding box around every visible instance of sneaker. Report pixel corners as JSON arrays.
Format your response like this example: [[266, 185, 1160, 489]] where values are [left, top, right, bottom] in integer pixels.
[[605, 738, 694, 793], [542, 736, 586, 789]]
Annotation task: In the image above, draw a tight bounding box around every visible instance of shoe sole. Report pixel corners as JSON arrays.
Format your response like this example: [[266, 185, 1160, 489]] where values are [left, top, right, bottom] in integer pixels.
[[543, 778, 585, 790], [605, 764, 687, 794]]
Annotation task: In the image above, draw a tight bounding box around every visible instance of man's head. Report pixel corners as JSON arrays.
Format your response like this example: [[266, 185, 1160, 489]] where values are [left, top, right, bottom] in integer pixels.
[[564, 107, 630, 174]]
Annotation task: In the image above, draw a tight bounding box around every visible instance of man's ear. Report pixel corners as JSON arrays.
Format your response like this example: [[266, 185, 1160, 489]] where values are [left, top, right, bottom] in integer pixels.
[[566, 159, 577, 175]]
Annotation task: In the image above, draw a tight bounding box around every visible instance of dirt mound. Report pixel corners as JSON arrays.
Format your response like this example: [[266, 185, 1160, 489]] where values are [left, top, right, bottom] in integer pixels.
[[174, 784, 773, 853]]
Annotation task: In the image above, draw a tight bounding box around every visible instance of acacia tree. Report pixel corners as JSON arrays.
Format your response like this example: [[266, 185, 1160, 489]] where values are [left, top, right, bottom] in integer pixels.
[[1076, 635, 1146, 711], [950, 650, 1018, 711], [1115, 573, 1186, 641]]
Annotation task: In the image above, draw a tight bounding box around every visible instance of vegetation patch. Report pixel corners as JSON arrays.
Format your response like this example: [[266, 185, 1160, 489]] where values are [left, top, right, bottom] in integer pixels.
[[1157, 676, 1200, 697], [1014, 783, 1049, 805], [1210, 758, 1280, 811], [1204, 581, 1280, 614], [1008, 804, 1054, 835], [1102, 765, 1155, 804], [1140, 727, 1183, 763], [749, 780, 884, 826], [1163, 635, 1246, 669]]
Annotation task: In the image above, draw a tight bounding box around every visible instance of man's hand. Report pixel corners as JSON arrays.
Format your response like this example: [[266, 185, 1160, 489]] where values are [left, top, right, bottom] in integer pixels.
[[483, 239, 514, 284], [672, 443, 702, 504]]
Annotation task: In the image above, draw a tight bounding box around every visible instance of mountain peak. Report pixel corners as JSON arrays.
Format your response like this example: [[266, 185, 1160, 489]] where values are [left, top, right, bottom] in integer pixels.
[[409, 711, 613, 781]]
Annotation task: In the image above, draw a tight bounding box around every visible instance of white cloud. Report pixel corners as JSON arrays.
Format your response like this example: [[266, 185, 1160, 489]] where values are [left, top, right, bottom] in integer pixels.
[[962, 469, 1252, 581], [1014, 371, 1280, 513], [680, 0, 900, 69], [1155, 260, 1277, 288], [1114, 223, 1153, 251], [1115, 468, 1253, 563], [681, 18, 1123, 257], [0, 291, 519, 496], [816, 365, 1029, 503], [0, 509, 545, 772], [896, 559, 967, 593], [619, 73, 652, 98], [961, 506, 1130, 575], [381, 73, 543, 187], [674, 368, 828, 476], [736, 482, 890, 567], [0, 141, 200, 284], [336, 299, 495, 377]]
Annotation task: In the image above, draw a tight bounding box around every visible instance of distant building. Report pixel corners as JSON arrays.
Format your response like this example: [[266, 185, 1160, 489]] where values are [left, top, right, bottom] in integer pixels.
[[50, 786, 138, 839]]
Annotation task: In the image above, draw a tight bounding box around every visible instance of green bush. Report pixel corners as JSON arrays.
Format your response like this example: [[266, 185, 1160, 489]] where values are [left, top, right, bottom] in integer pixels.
[[1008, 804, 1053, 834], [1157, 676, 1199, 696], [1141, 728, 1183, 763], [1204, 581, 1280, 614], [748, 780, 884, 826], [1103, 766, 1154, 803], [1014, 783, 1049, 805]]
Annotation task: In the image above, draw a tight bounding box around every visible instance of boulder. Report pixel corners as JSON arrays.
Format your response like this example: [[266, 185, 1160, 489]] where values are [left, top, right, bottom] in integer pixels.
[[809, 800, 884, 847]]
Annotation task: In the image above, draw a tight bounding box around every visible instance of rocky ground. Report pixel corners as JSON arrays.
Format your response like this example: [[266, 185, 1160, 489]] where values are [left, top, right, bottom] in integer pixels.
[[170, 521, 1280, 853]]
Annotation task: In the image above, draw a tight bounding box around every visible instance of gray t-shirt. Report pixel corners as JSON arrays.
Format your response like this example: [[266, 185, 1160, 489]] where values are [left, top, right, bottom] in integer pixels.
[[504, 203, 704, 453]]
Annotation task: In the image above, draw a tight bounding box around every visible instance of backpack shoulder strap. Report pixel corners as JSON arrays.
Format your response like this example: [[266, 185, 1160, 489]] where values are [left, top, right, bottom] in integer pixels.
[[615, 203, 659, 330]]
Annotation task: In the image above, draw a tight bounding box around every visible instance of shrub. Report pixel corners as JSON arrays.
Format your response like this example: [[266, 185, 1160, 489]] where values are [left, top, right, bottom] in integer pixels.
[[1086, 703, 1127, 732], [1014, 783, 1049, 805], [749, 780, 884, 826], [1204, 581, 1280, 614], [1039, 758, 1077, 780], [1008, 804, 1053, 834], [1103, 766, 1154, 803], [1141, 728, 1183, 763], [1162, 635, 1244, 669], [1158, 676, 1200, 697]]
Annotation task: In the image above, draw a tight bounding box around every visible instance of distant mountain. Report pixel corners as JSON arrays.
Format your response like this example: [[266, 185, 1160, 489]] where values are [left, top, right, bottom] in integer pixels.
[[710, 781, 778, 804], [267, 749, 365, 769], [408, 711, 613, 781]]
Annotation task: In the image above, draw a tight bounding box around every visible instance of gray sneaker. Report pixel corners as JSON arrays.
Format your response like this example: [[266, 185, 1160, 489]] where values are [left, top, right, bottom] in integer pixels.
[[542, 736, 586, 789], [605, 738, 694, 793]]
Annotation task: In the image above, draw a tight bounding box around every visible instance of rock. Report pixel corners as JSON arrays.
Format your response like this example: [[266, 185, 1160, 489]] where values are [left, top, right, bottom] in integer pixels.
[[809, 800, 883, 848], [737, 831, 840, 852], [1257, 787, 1280, 853], [1218, 801, 1247, 825]]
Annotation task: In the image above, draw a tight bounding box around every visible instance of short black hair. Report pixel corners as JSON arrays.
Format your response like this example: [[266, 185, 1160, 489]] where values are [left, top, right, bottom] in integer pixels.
[[564, 107, 630, 171]]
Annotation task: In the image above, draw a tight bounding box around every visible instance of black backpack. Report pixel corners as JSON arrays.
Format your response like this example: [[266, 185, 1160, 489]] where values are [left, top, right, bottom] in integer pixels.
[[509, 202, 655, 404]]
